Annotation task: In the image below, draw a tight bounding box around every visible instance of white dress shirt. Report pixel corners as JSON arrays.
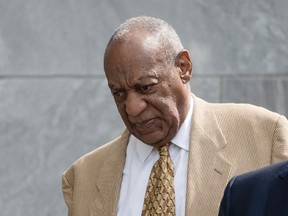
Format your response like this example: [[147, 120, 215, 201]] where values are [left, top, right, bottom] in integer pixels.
[[117, 97, 194, 216]]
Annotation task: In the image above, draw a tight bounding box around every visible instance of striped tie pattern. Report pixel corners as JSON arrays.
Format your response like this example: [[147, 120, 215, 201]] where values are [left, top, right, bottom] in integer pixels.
[[142, 143, 175, 215]]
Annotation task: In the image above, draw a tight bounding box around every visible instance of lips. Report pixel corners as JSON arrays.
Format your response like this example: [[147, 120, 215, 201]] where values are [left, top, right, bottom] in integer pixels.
[[136, 118, 154, 126], [133, 118, 160, 134]]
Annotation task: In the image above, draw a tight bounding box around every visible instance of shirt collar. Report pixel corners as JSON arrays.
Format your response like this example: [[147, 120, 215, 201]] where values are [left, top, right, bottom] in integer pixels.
[[171, 95, 193, 151], [134, 95, 194, 162]]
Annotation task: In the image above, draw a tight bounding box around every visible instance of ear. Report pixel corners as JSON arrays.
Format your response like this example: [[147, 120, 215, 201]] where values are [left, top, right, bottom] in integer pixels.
[[175, 50, 192, 84]]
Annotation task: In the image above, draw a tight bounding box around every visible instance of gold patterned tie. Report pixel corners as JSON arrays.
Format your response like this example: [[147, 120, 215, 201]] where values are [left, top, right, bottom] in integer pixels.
[[142, 143, 175, 216]]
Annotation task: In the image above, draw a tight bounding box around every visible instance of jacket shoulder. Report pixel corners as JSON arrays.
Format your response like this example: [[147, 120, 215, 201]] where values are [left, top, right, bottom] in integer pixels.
[[193, 95, 285, 125], [63, 130, 129, 184], [209, 102, 287, 133], [211, 102, 282, 120]]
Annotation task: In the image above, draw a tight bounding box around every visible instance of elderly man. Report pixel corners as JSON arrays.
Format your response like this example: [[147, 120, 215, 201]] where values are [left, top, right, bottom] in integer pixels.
[[62, 16, 288, 216]]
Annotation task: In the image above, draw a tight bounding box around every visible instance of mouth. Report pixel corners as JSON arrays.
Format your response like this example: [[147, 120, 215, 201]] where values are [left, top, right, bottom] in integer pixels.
[[133, 118, 159, 134]]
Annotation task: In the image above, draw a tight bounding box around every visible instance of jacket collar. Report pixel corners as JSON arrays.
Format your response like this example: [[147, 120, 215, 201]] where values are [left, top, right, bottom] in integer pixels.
[[185, 95, 232, 216], [89, 130, 129, 216]]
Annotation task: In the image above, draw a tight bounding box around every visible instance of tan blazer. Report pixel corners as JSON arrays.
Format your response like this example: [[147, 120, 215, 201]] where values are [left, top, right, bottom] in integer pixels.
[[62, 95, 288, 216]]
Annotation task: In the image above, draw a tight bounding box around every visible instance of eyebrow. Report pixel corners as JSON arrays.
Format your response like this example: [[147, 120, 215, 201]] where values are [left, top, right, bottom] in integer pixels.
[[108, 73, 159, 89], [136, 74, 159, 82]]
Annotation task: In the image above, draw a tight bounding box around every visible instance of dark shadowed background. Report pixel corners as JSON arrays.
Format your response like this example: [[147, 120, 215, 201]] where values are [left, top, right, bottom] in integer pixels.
[[0, 0, 287, 215]]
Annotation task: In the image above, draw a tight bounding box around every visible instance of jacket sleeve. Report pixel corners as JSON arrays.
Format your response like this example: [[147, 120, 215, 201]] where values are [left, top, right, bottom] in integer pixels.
[[271, 115, 288, 163], [62, 170, 74, 216]]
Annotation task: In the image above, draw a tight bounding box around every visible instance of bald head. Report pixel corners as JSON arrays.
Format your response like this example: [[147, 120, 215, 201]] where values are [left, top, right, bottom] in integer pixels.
[[105, 16, 184, 66]]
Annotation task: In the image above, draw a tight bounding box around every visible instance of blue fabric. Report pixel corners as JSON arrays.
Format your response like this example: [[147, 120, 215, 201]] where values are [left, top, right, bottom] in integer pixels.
[[218, 161, 288, 216]]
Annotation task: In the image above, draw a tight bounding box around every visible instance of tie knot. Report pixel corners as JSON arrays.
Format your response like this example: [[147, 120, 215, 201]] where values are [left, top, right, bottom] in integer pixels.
[[158, 143, 169, 157]]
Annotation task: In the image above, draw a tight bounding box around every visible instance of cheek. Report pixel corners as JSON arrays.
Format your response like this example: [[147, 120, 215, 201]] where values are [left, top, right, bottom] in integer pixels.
[[155, 98, 180, 123], [116, 104, 128, 122], [156, 91, 177, 111]]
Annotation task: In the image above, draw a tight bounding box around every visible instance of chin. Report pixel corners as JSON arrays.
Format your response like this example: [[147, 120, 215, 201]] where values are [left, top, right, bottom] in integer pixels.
[[129, 126, 174, 145], [137, 133, 168, 147]]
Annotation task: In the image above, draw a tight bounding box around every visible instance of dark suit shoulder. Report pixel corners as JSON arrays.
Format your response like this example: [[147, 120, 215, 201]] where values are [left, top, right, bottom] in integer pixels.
[[219, 161, 288, 216], [234, 161, 288, 186]]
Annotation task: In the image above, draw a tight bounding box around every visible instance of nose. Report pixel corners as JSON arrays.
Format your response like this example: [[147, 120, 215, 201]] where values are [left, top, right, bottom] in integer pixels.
[[125, 91, 147, 117]]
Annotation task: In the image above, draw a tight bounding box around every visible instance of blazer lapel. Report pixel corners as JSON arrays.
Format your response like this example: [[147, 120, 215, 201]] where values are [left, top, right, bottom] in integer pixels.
[[89, 130, 129, 216], [185, 95, 233, 216]]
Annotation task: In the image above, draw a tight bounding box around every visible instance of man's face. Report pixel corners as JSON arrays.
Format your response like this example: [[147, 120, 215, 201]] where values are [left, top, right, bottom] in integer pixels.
[[104, 33, 191, 148]]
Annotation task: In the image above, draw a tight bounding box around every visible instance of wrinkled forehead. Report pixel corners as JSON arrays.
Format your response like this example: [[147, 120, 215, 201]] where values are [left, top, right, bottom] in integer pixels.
[[104, 33, 164, 71]]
